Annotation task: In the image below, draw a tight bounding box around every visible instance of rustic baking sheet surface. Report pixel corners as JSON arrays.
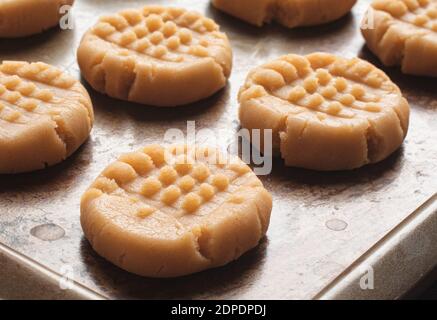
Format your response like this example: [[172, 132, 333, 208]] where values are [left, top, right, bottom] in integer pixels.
[[0, 0, 436, 299]]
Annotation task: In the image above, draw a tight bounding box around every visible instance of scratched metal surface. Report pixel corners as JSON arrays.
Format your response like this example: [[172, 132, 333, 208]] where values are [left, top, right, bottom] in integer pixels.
[[0, 0, 436, 299]]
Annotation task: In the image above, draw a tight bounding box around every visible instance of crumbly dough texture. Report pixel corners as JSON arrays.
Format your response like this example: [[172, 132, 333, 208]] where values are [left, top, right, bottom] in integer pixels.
[[81, 145, 272, 278], [212, 0, 357, 27], [77, 6, 233, 107], [238, 53, 410, 171], [0, 0, 74, 38], [0, 61, 94, 174], [362, 0, 437, 77]]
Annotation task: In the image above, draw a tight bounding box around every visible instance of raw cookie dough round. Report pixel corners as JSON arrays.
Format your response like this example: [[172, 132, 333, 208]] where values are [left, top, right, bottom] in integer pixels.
[[77, 6, 233, 107], [0, 61, 94, 174], [80, 145, 272, 278], [362, 0, 437, 77], [212, 0, 357, 27], [0, 0, 74, 38], [238, 53, 410, 171]]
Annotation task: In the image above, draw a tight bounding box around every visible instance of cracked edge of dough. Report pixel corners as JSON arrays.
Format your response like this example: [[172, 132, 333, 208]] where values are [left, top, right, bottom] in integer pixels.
[[238, 54, 410, 171], [77, 13, 232, 107], [213, 0, 357, 28], [361, 6, 437, 77], [80, 167, 272, 277]]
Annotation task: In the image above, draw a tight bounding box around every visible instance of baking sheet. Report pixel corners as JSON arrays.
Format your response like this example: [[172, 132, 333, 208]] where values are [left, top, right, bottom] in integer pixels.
[[0, 0, 436, 299]]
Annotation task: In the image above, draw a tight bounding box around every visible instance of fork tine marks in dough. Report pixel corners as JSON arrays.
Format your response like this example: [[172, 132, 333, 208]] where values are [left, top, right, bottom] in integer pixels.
[[80, 144, 272, 278], [0, 61, 94, 174], [238, 52, 410, 171], [77, 5, 233, 107], [362, 0, 437, 77]]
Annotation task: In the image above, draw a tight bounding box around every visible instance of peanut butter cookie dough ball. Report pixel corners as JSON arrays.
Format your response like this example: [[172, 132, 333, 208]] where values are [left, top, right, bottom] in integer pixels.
[[0, 0, 74, 38], [212, 0, 357, 27], [81, 145, 272, 278], [77, 6, 233, 107], [0, 61, 94, 174], [362, 0, 437, 77], [238, 53, 410, 171]]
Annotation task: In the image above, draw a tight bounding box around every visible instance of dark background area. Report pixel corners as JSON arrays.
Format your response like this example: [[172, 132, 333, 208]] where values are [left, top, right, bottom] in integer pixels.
[[406, 268, 437, 300], [420, 287, 437, 300]]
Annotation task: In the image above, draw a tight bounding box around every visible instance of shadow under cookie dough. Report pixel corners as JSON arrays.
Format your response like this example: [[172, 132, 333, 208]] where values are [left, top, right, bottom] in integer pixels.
[[78, 236, 269, 299]]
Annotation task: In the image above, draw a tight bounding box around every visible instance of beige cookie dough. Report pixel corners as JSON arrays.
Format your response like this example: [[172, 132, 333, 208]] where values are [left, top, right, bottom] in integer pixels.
[[0, 61, 94, 174], [238, 53, 410, 171], [212, 0, 357, 27], [77, 6, 233, 107], [362, 0, 437, 77], [0, 0, 74, 38], [81, 144, 272, 278]]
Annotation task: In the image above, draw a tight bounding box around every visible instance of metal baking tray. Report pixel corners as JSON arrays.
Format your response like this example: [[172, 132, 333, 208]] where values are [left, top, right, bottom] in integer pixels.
[[0, 0, 436, 300]]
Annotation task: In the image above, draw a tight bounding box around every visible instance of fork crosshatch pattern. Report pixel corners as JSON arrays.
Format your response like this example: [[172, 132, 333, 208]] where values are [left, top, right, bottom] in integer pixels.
[[0, 0, 435, 300], [77, 5, 232, 106]]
